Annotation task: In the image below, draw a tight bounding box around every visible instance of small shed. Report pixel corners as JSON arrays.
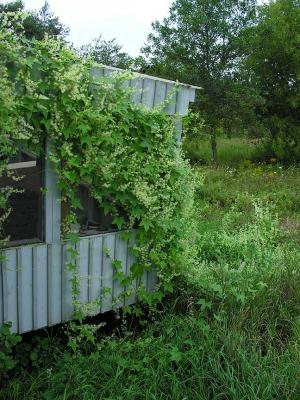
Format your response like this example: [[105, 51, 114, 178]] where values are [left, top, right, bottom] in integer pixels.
[[0, 65, 199, 333]]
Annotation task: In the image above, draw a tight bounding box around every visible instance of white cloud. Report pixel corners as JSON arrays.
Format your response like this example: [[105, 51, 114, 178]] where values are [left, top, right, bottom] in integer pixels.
[[21, 0, 173, 56]]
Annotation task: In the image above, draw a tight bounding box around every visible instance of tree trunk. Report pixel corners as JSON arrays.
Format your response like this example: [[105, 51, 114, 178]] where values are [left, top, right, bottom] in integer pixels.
[[211, 131, 218, 165]]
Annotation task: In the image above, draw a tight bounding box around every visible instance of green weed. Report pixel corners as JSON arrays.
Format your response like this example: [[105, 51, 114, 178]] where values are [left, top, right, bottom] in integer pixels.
[[2, 201, 300, 400], [1, 138, 300, 399]]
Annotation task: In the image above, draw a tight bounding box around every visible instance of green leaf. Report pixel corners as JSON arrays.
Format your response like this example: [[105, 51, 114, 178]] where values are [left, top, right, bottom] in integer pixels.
[[112, 216, 125, 230], [196, 298, 212, 311], [169, 346, 183, 363], [112, 259, 123, 270], [140, 219, 153, 232]]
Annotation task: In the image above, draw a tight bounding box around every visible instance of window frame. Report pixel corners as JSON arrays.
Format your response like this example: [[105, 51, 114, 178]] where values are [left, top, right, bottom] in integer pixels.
[[1, 147, 45, 248]]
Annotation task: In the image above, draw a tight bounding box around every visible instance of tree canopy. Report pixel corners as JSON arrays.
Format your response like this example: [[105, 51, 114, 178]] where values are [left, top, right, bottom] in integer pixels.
[[79, 35, 132, 69], [243, 0, 300, 161], [141, 0, 258, 162], [0, 0, 69, 40]]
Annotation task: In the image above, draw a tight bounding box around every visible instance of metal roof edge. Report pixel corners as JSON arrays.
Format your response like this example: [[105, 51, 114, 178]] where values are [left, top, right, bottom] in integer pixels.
[[92, 64, 202, 90]]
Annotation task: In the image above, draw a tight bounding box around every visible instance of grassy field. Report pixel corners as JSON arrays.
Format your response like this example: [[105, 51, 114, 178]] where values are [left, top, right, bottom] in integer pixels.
[[183, 136, 266, 166], [1, 137, 300, 400]]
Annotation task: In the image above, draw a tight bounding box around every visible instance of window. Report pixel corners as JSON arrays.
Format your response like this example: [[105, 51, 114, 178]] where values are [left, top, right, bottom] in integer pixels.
[[75, 184, 114, 235], [0, 148, 44, 246]]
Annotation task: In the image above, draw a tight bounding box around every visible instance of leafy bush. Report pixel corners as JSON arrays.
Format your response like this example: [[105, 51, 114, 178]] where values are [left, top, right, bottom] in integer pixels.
[[243, 0, 300, 163], [0, 323, 21, 379]]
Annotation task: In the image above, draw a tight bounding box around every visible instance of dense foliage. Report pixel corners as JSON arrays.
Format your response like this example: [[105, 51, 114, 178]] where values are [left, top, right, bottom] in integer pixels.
[[141, 0, 259, 162], [142, 0, 300, 163], [1, 1, 300, 397], [1, 139, 300, 399], [79, 35, 133, 69], [0, 14, 194, 312], [0, 1, 69, 40], [3, 0, 299, 162], [243, 0, 300, 161]]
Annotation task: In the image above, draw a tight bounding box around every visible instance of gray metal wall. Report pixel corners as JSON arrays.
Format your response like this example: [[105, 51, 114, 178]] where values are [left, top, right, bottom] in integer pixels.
[[0, 231, 153, 333], [91, 65, 198, 116]]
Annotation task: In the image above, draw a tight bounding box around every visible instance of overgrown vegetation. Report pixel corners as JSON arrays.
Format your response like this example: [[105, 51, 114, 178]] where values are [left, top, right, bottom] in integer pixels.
[[0, 0, 69, 40], [1, 0, 300, 397], [0, 8, 195, 327], [183, 135, 263, 166], [242, 0, 300, 162], [1, 137, 300, 399]]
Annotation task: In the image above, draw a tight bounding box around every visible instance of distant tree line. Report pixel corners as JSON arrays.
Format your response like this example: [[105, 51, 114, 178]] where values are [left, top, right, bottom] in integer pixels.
[[1, 0, 299, 162], [142, 0, 300, 163], [0, 0, 69, 40]]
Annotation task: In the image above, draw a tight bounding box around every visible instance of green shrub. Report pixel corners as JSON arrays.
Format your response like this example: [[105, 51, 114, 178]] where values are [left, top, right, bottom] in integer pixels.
[[0, 323, 21, 379]]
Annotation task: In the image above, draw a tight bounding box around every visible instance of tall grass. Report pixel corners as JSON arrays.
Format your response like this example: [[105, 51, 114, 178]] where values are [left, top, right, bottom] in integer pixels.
[[183, 136, 265, 166], [1, 138, 300, 399], [2, 202, 300, 400]]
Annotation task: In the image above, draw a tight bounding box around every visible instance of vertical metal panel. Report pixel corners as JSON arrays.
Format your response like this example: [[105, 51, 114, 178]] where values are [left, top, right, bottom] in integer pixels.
[[48, 243, 62, 326], [90, 65, 198, 114], [103, 67, 113, 77], [136, 235, 148, 295], [113, 233, 128, 307], [18, 247, 33, 332], [88, 236, 103, 313], [77, 239, 89, 305], [154, 81, 167, 106], [90, 66, 105, 79], [147, 269, 157, 293], [173, 118, 183, 142], [90, 66, 105, 104], [101, 233, 115, 312], [130, 77, 143, 104], [61, 243, 74, 321], [125, 234, 137, 306], [189, 88, 196, 102], [0, 230, 159, 333], [176, 87, 191, 115], [33, 245, 48, 330], [141, 78, 156, 107], [2, 249, 18, 332], [45, 139, 61, 243], [164, 83, 177, 115], [44, 143, 53, 243], [138, 270, 148, 293], [121, 80, 130, 90]]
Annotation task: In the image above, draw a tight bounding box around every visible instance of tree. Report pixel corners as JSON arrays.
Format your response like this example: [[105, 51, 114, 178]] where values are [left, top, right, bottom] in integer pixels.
[[142, 0, 258, 163], [79, 35, 132, 69], [0, 1, 69, 40], [243, 0, 300, 161]]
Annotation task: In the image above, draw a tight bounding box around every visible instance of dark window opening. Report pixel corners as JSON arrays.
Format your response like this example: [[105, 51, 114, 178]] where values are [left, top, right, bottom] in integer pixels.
[[0, 149, 44, 246], [61, 184, 131, 236], [76, 184, 115, 236]]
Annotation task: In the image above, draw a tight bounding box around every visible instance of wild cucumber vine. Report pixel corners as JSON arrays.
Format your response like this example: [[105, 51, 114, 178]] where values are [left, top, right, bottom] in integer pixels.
[[0, 13, 195, 314]]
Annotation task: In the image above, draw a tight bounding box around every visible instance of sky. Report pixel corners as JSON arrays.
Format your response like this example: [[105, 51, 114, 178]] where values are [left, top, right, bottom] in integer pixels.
[[19, 0, 174, 56]]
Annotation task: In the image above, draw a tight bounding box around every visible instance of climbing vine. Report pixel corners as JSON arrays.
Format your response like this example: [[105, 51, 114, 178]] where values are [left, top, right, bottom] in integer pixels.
[[0, 13, 195, 313]]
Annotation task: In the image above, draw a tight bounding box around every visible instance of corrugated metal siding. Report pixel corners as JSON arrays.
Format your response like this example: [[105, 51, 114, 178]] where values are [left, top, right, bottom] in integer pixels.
[[0, 231, 153, 333], [91, 65, 198, 116]]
